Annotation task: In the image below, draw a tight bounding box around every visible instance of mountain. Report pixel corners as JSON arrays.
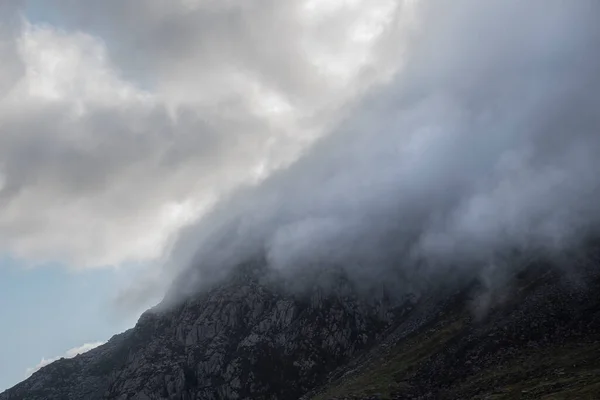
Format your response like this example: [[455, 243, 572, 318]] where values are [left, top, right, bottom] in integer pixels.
[[3, 251, 600, 399], [0, 262, 411, 400]]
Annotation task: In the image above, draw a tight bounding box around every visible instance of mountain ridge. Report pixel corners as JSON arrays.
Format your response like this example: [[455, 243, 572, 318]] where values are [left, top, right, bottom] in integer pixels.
[[4, 249, 600, 399], [1, 262, 412, 399]]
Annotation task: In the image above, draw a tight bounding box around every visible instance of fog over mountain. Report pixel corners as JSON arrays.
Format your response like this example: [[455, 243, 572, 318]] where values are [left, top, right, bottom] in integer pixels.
[[4, 2, 600, 399], [161, 0, 600, 304], [1, 0, 598, 312]]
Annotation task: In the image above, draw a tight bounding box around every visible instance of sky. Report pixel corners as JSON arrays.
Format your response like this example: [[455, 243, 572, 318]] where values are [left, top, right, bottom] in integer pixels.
[[1, 0, 600, 393], [0, 260, 134, 389]]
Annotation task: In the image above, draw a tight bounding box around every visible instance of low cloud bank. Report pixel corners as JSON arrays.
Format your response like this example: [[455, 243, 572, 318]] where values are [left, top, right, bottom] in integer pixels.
[[164, 0, 600, 302]]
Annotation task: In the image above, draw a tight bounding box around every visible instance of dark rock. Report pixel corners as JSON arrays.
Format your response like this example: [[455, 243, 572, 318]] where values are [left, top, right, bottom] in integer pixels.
[[0, 264, 411, 400]]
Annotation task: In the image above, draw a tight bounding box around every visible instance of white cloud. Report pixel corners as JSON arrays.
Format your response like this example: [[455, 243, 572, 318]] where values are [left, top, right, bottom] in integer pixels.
[[0, 0, 407, 270], [3, 0, 599, 310], [24, 342, 105, 377]]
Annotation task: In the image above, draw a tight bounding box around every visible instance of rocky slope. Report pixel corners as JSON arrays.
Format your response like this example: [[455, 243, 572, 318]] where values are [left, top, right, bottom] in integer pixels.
[[307, 254, 600, 399], [3, 251, 600, 399], [0, 262, 411, 400]]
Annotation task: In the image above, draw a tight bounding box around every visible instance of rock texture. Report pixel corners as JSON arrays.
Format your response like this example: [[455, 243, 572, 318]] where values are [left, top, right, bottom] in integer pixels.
[[4, 252, 600, 399], [0, 263, 410, 400]]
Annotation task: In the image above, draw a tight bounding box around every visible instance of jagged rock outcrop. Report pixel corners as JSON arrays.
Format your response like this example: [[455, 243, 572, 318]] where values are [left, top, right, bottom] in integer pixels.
[[0, 263, 412, 400], [5, 250, 600, 400]]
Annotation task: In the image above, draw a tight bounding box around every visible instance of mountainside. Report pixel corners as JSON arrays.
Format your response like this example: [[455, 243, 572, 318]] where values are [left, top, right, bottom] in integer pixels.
[[4, 252, 600, 400], [308, 258, 600, 399], [0, 263, 410, 400]]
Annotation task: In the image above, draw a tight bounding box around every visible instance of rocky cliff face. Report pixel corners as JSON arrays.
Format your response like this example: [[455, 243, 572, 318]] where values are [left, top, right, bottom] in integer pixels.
[[0, 263, 412, 400], [4, 252, 600, 400]]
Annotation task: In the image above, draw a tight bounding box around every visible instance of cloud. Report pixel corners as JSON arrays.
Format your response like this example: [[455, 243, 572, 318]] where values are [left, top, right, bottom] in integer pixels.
[[159, 0, 600, 303], [0, 1, 24, 93], [24, 341, 104, 377], [0, 0, 404, 269], [2, 0, 600, 308]]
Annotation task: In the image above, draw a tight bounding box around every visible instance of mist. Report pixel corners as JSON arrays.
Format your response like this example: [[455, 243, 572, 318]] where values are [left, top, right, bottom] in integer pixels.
[[160, 0, 600, 305]]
